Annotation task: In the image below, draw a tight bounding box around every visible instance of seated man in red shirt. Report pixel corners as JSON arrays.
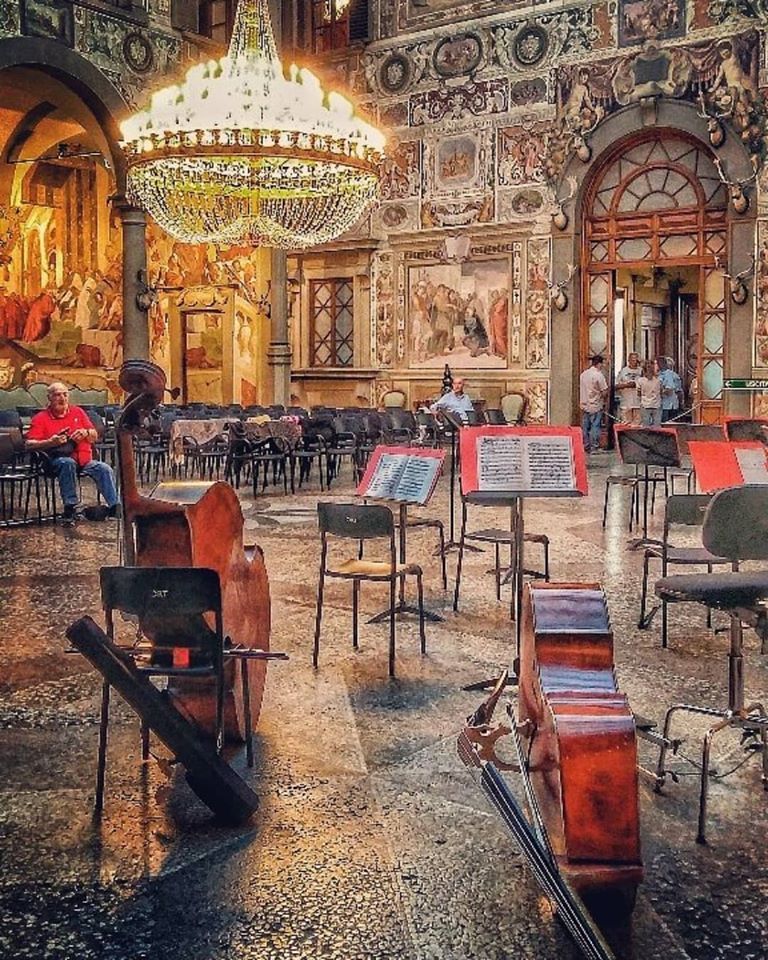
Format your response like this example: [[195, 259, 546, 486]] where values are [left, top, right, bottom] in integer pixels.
[[26, 382, 119, 526]]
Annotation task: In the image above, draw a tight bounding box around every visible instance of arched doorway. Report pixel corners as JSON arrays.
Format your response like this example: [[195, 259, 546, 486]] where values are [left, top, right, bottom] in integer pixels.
[[580, 130, 728, 423]]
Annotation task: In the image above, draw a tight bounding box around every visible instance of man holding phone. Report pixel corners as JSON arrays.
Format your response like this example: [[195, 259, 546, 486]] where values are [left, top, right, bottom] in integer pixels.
[[25, 382, 119, 525]]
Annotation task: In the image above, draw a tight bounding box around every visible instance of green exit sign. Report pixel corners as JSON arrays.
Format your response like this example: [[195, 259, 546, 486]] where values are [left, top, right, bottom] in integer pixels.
[[723, 379, 768, 390]]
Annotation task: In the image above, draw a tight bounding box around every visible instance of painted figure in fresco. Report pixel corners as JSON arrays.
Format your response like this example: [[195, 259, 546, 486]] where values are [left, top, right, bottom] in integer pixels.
[[709, 39, 756, 117], [429, 284, 455, 355], [488, 289, 509, 359], [22, 291, 57, 342], [75, 277, 99, 330], [410, 278, 432, 363], [462, 305, 491, 358], [5, 294, 27, 340], [563, 68, 603, 132]]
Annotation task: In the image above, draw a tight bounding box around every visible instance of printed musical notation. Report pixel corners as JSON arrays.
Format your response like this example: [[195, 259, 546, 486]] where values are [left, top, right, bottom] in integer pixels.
[[362, 451, 443, 505], [476, 434, 576, 493], [735, 447, 768, 485]]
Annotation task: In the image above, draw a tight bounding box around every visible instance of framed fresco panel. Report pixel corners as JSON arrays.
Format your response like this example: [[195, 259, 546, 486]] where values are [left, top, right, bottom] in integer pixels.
[[618, 0, 685, 47], [408, 259, 509, 370]]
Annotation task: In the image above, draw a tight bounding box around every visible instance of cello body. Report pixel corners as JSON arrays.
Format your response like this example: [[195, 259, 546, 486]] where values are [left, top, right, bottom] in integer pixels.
[[116, 361, 270, 741], [518, 581, 642, 906]]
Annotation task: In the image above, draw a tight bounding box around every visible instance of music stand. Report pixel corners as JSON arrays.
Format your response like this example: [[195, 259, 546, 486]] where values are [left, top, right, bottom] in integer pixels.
[[357, 445, 446, 624], [440, 410, 481, 556], [616, 427, 680, 549]]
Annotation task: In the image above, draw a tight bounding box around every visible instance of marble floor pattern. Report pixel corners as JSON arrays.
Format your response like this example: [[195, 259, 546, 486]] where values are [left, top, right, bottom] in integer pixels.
[[0, 458, 766, 960]]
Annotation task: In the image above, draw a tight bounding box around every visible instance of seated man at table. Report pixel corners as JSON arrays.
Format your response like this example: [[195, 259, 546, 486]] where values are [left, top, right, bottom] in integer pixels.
[[25, 382, 119, 526], [430, 377, 475, 423]]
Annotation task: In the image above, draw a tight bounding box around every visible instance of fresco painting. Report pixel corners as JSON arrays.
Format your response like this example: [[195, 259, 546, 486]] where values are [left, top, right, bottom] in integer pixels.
[[408, 259, 509, 369]]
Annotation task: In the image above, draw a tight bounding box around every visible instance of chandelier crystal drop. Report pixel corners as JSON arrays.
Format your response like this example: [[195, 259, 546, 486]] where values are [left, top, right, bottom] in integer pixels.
[[120, 0, 385, 248]]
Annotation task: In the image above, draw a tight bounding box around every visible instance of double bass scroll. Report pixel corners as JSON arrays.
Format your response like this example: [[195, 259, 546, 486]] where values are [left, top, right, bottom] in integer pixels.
[[115, 360, 271, 742]]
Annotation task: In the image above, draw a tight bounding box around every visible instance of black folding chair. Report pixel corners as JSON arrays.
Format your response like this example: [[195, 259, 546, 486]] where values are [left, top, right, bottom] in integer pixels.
[[313, 502, 426, 678]]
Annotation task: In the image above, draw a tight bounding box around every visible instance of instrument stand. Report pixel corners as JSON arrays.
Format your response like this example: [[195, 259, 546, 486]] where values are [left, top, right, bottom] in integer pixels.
[[654, 613, 768, 844], [615, 429, 680, 551], [627, 465, 663, 550], [369, 502, 444, 624], [440, 423, 481, 556]]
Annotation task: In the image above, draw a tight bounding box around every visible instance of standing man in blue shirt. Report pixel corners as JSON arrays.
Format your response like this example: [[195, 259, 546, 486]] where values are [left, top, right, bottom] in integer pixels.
[[659, 357, 683, 422], [430, 377, 475, 422]]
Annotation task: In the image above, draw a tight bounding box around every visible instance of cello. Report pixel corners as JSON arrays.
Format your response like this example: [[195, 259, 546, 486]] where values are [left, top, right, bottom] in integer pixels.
[[115, 360, 271, 741], [517, 581, 643, 908]]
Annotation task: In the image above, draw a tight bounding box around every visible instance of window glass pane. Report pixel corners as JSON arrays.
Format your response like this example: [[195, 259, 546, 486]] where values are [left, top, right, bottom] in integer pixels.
[[703, 315, 724, 354], [589, 275, 609, 313], [702, 359, 723, 399], [311, 278, 354, 367]]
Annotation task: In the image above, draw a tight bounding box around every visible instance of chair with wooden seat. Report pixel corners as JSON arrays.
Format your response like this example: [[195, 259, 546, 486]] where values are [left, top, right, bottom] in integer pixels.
[[95, 566, 256, 814], [638, 493, 737, 646], [313, 501, 426, 677], [500, 392, 527, 425]]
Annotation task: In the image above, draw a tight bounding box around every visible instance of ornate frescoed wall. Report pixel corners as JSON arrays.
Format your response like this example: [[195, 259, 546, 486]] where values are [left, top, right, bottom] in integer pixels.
[[288, 0, 768, 419]]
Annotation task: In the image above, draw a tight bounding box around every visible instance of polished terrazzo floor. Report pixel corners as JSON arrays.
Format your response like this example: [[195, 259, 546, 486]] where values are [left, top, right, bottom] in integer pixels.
[[0, 458, 766, 960]]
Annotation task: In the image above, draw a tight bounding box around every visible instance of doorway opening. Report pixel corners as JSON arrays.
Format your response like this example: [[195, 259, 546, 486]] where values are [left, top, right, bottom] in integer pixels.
[[581, 132, 728, 424]]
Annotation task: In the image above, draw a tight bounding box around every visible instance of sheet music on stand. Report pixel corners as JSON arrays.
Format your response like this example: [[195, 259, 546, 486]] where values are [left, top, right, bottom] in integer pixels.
[[688, 440, 768, 493], [460, 426, 588, 498], [357, 446, 445, 505]]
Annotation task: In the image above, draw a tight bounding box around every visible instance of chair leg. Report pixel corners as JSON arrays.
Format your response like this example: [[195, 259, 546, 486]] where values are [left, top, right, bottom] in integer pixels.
[[661, 598, 668, 649], [495, 542, 501, 601], [141, 722, 150, 761], [352, 579, 360, 650], [241, 661, 254, 768], [416, 572, 426, 655], [94, 679, 111, 816], [438, 522, 447, 590], [389, 576, 396, 678], [453, 503, 467, 612], [639, 553, 650, 628], [706, 563, 713, 629], [602, 481, 610, 528], [313, 568, 326, 668], [543, 539, 550, 582]]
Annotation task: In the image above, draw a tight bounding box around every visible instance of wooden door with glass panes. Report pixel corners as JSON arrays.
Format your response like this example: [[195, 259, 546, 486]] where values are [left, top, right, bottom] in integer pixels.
[[581, 133, 728, 423]]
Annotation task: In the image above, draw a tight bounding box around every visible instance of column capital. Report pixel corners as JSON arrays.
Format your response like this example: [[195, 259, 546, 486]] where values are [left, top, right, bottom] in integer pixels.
[[110, 194, 147, 224]]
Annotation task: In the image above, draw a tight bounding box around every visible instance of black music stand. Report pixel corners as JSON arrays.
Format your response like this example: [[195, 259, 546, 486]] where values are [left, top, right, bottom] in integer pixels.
[[440, 410, 481, 556], [616, 428, 680, 549], [358, 446, 445, 624]]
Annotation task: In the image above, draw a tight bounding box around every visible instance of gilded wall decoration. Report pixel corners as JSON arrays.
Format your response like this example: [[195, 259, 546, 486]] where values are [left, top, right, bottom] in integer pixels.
[[0, 0, 21, 37], [407, 259, 509, 369], [497, 187, 550, 224], [371, 252, 394, 368], [424, 129, 493, 197], [409, 79, 508, 126], [380, 141, 421, 201], [22, 0, 73, 45], [756, 220, 768, 368], [525, 381, 549, 422], [511, 242, 523, 364], [618, 0, 686, 48], [433, 32, 486, 78], [421, 195, 494, 229], [373, 200, 420, 235], [525, 238, 551, 370], [497, 126, 549, 186]]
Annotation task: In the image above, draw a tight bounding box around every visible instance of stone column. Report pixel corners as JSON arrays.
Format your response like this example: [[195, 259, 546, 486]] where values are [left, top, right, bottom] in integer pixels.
[[115, 198, 150, 360], [268, 247, 292, 406]]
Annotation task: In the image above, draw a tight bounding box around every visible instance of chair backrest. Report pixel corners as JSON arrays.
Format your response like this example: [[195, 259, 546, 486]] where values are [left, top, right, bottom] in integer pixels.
[[389, 409, 416, 432], [0, 426, 25, 455], [724, 418, 768, 445], [381, 390, 406, 409], [617, 427, 680, 467], [673, 423, 724, 456], [100, 566, 223, 660], [702, 485, 768, 561], [664, 493, 712, 534], [501, 392, 527, 424], [0, 409, 22, 429], [0, 432, 18, 466], [484, 408, 506, 425], [317, 501, 394, 540]]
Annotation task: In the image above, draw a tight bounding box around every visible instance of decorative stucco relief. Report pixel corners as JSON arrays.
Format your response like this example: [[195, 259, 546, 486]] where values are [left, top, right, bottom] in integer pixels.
[[409, 79, 508, 126], [423, 127, 494, 198], [525, 237, 551, 370], [373, 200, 421, 235], [380, 141, 421, 200], [371, 251, 394, 368], [756, 220, 768, 368], [525, 380, 549, 422], [0, 0, 20, 37]]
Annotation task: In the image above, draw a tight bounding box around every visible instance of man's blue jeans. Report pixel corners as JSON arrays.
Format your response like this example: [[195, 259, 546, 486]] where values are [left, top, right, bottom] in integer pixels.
[[581, 410, 602, 452], [50, 457, 118, 508]]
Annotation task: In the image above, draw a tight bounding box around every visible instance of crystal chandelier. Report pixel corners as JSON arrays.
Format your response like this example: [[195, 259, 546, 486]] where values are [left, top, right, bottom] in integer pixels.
[[120, 0, 385, 248]]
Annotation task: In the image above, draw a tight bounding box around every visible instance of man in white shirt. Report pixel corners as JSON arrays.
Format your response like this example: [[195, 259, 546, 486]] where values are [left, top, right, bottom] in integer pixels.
[[616, 352, 642, 424], [430, 377, 475, 423], [579, 355, 608, 453]]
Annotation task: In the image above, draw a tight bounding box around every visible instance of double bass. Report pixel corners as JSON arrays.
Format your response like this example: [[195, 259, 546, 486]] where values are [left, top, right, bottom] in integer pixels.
[[115, 360, 271, 741]]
